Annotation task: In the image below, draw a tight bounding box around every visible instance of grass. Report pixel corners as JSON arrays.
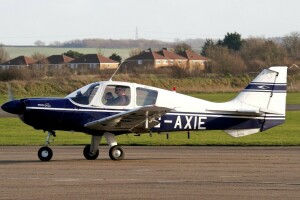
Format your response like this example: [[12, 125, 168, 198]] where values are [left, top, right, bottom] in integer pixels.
[[0, 111, 299, 146]]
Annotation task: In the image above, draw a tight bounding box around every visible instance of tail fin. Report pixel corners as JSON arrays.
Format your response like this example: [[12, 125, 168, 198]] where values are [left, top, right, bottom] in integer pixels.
[[233, 66, 287, 115], [225, 66, 287, 137]]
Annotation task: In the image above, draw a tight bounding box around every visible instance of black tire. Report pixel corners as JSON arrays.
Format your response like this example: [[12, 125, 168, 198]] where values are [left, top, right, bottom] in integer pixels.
[[109, 145, 124, 161], [83, 144, 99, 160], [38, 146, 53, 161]]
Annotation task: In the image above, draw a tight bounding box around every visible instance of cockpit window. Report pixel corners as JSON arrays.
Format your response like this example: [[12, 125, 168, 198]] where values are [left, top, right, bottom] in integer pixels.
[[136, 87, 158, 106], [102, 85, 131, 106], [66, 83, 100, 105]]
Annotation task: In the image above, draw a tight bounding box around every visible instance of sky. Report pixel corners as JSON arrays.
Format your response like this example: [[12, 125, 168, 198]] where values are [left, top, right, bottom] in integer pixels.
[[0, 0, 300, 45]]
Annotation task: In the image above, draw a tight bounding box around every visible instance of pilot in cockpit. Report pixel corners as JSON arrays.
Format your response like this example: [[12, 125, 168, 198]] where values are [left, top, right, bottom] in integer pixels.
[[104, 92, 114, 105], [113, 86, 129, 106]]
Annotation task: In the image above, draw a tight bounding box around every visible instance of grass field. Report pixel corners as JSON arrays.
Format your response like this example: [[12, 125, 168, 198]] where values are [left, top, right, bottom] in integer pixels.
[[0, 111, 299, 146]]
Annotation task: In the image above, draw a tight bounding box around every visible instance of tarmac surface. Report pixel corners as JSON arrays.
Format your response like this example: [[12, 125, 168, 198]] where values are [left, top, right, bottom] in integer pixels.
[[0, 146, 300, 200]]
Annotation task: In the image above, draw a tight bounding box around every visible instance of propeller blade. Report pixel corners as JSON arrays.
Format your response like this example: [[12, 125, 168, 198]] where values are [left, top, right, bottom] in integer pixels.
[[7, 83, 15, 101]]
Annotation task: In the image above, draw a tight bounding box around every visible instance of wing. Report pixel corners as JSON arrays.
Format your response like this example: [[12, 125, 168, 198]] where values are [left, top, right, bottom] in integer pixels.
[[84, 105, 172, 132]]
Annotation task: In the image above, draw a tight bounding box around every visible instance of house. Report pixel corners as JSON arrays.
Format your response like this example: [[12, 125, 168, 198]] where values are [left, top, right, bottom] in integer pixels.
[[178, 50, 209, 70], [122, 49, 168, 69], [156, 48, 187, 68], [45, 55, 74, 68], [34, 55, 74, 69], [0, 56, 36, 70], [68, 54, 119, 70]]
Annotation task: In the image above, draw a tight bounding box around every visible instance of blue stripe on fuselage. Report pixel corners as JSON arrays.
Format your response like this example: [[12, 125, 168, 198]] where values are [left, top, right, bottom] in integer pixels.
[[22, 98, 285, 134], [244, 82, 286, 92]]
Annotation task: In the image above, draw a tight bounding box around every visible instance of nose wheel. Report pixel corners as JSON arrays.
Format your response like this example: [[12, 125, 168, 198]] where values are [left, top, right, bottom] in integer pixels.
[[38, 130, 55, 161]]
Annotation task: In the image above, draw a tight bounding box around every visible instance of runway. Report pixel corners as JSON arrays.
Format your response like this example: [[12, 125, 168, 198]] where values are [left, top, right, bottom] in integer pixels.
[[0, 146, 299, 200]]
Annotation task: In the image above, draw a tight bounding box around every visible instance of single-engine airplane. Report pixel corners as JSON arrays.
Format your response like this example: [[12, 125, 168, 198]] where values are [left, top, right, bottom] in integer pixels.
[[1, 66, 287, 161]]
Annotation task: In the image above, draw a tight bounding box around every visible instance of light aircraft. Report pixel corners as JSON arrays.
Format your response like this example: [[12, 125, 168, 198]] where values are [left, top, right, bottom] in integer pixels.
[[1, 66, 287, 161]]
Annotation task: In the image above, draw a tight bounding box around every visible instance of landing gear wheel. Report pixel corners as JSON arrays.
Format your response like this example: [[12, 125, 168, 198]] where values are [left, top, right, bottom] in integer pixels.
[[109, 145, 124, 161], [83, 144, 99, 160], [38, 146, 53, 161]]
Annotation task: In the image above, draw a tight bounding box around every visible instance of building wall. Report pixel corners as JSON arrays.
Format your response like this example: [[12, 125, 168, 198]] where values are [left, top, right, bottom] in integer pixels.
[[0, 65, 26, 70], [173, 59, 188, 68], [122, 60, 155, 69], [187, 60, 206, 70], [154, 59, 169, 68], [100, 63, 119, 70]]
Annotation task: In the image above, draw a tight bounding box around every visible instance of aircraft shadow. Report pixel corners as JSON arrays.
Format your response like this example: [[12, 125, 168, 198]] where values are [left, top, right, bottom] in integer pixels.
[[0, 160, 40, 165], [0, 157, 174, 165]]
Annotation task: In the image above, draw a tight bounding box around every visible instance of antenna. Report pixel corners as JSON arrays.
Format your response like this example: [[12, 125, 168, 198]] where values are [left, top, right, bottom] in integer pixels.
[[109, 62, 123, 81]]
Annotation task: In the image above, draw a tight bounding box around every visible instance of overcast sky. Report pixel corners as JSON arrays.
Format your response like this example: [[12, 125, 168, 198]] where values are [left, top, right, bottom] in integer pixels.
[[1, 0, 300, 45]]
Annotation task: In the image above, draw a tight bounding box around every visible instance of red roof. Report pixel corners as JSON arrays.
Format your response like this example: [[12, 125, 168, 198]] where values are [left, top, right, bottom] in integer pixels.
[[1, 56, 36, 65], [156, 49, 187, 60], [69, 54, 118, 64], [126, 51, 167, 61], [179, 50, 209, 60], [46, 55, 74, 64]]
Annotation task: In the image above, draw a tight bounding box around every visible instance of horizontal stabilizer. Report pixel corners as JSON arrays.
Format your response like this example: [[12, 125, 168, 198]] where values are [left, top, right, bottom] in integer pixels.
[[224, 128, 260, 137], [206, 108, 281, 116]]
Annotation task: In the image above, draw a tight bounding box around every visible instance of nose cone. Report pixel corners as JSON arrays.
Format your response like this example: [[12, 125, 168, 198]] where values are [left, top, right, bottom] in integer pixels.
[[1, 100, 25, 115]]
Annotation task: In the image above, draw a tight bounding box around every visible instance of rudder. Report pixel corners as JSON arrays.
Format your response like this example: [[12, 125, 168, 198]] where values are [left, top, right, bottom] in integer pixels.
[[233, 66, 287, 115]]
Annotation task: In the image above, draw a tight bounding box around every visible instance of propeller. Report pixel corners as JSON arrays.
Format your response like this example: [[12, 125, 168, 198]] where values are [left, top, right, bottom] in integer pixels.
[[7, 83, 15, 101], [1, 83, 25, 115]]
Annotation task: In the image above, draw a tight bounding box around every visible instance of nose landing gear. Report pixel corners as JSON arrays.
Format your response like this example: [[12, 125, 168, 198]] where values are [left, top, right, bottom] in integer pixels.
[[37, 131, 55, 161]]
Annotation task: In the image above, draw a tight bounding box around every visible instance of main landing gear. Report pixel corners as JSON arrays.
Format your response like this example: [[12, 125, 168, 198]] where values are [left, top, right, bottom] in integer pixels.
[[38, 130, 55, 161], [37, 131, 124, 161], [38, 131, 125, 161], [83, 132, 125, 161]]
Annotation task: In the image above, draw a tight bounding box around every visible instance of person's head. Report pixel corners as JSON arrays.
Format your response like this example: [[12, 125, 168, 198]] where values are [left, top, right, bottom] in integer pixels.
[[115, 86, 126, 96], [105, 92, 113, 100]]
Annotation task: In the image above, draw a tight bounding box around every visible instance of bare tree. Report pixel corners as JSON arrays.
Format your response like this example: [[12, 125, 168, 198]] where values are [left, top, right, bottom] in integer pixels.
[[240, 38, 287, 71], [97, 48, 105, 56], [173, 42, 192, 54], [283, 32, 300, 60], [49, 41, 62, 47], [34, 40, 46, 46], [206, 45, 246, 74], [0, 45, 10, 64], [128, 48, 142, 57], [31, 52, 48, 63]]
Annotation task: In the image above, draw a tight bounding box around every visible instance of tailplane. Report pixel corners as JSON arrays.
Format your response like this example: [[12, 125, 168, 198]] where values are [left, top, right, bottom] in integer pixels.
[[225, 66, 287, 137]]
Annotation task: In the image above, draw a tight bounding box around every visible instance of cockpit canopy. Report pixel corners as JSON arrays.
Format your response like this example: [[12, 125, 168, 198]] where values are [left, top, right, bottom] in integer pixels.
[[66, 83, 100, 105], [66, 82, 158, 107]]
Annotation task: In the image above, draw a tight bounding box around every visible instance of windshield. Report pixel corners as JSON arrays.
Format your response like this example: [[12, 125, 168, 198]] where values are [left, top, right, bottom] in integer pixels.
[[66, 83, 100, 105]]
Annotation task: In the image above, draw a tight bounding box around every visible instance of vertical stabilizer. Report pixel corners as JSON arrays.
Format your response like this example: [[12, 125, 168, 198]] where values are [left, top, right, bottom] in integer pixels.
[[233, 66, 287, 115]]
